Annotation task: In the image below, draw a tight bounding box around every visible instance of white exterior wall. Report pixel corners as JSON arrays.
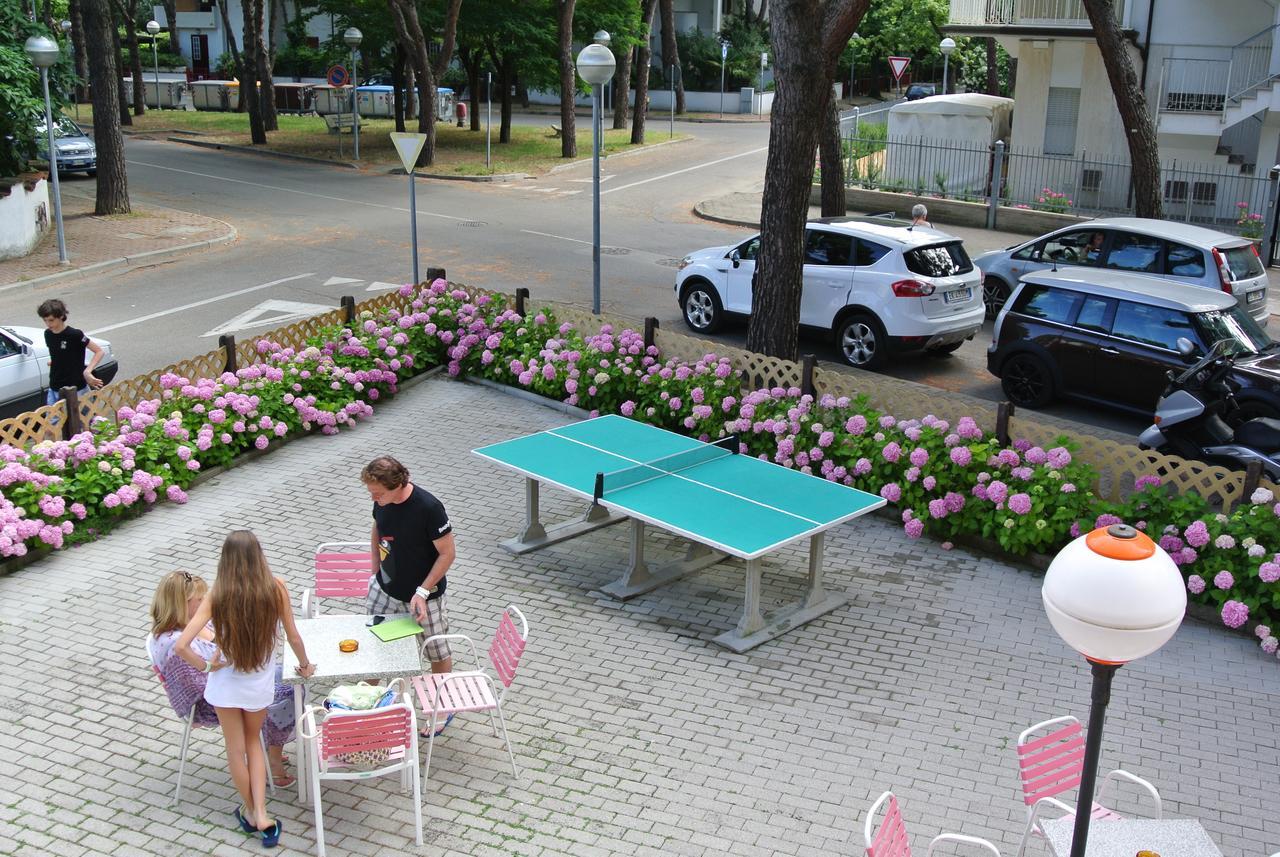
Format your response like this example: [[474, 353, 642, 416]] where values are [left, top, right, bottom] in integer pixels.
[[153, 1, 334, 68], [0, 179, 50, 262]]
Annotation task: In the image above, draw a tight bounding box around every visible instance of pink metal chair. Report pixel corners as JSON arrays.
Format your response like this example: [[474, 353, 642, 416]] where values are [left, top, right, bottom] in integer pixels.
[[150, 664, 272, 806], [410, 604, 528, 790], [301, 541, 373, 618], [298, 685, 422, 857], [864, 791, 1000, 857], [1014, 715, 1162, 857]]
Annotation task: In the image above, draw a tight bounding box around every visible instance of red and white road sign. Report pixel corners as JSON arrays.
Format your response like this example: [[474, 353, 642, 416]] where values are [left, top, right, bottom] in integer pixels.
[[888, 56, 911, 82]]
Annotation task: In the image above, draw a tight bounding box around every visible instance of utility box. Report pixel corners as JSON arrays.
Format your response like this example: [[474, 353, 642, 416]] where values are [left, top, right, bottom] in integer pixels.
[[739, 87, 755, 114], [189, 79, 239, 111], [273, 82, 313, 114], [312, 84, 352, 115], [356, 85, 395, 117], [138, 79, 184, 108], [437, 87, 454, 119]]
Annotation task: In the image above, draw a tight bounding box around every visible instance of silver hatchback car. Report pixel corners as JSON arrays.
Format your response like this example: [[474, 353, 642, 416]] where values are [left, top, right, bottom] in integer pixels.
[[974, 217, 1270, 325]]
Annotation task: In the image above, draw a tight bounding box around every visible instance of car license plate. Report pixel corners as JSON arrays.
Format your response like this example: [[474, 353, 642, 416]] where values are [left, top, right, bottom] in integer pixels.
[[944, 287, 971, 304], [1247, 289, 1265, 304]]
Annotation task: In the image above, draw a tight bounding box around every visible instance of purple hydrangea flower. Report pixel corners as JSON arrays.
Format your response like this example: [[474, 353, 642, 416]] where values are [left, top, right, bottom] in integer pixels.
[[1184, 520, 1210, 548], [880, 483, 902, 503], [1213, 570, 1234, 590], [1221, 600, 1249, 628], [1187, 575, 1206, 594], [1008, 493, 1032, 515]]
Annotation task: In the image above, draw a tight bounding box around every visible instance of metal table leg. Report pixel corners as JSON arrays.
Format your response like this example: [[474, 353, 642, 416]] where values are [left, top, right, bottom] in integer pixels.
[[294, 682, 306, 802]]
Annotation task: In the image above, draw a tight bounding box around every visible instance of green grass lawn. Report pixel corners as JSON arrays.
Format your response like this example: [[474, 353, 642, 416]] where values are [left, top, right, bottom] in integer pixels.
[[79, 105, 684, 176]]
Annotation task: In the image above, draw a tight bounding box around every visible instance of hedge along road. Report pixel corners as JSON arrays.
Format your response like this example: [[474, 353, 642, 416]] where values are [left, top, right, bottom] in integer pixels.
[[0, 130, 1144, 443]]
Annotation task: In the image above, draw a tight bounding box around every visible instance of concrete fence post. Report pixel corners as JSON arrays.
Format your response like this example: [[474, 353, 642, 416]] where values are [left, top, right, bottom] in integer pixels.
[[643, 317, 659, 351]]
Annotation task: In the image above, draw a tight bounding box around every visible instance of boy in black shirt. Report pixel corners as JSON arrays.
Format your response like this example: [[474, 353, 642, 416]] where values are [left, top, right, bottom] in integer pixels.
[[362, 456, 456, 687], [38, 299, 105, 406]]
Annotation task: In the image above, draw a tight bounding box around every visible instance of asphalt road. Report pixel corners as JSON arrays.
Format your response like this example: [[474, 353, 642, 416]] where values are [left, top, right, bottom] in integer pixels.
[[0, 115, 1148, 442]]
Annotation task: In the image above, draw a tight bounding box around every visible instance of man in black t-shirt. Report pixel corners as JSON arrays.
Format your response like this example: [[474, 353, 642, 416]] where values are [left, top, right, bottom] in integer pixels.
[[362, 456, 456, 683], [38, 298, 104, 406]]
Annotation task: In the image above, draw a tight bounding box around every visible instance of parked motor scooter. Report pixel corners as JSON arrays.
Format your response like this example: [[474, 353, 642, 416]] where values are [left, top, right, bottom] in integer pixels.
[[1138, 337, 1280, 479]]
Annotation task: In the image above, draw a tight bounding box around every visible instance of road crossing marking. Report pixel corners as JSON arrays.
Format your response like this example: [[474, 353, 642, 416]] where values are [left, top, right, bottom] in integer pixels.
[[88, 273, 315, 336], [201, 298, 335, 337]]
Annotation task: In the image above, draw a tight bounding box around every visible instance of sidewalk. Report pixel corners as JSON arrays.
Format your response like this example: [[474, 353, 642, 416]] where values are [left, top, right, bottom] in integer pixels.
[[0, 373, 1272, 856], [0, 186, 236, 291], [694, 189, 1033, 253]]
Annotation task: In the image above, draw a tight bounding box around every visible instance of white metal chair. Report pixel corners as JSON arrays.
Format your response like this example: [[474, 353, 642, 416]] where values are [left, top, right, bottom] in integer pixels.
[[1014, 715, 1162, 857], [301, 540, 373, 617], [298, 684, 422, 857], [411, 604, 528, 791], [864, 791, 1001, 857], [150, 664, 273, 806]]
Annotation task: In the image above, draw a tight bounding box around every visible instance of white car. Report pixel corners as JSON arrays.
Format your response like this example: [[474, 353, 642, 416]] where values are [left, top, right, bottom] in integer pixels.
[[0, 326, 118, 419], [674, 218, 986, 369]]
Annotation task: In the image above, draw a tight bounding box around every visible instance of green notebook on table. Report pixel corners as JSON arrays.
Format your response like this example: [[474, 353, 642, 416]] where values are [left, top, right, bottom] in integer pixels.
[[368, 616, 425, 642]]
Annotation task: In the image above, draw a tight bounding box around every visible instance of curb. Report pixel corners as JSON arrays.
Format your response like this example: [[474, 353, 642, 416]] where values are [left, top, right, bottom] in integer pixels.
[[166, 136, 359, 169], [0, 217, 239, 292], [387, 168, 529, 182], [691, 200, 759, 229], [547, 135, 694, 175]]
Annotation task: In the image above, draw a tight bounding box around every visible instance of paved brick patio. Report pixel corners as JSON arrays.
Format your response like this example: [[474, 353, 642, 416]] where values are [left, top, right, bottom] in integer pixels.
[[0, 375, 1272, 856]]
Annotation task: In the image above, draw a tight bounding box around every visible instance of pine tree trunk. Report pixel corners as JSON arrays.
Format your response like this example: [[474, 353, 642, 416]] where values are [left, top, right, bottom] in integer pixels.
[[127, 14, 146, 116], [253, 0, 277, 131], [70, 0, 89, 102], [459, 45, 481, 130], [82, 0, 131, 214], [500, 54, 514, 144], [239, 0, 266, 143], [392, 46, 407, 132], [1081, 0, 1163, 218], [387, 0, 436, 165], [557, 0, 577, 157], [985, 37, 998, 94], [109, 12, 131, 125], [819, 90, 845, 216], [613, 44, 632, 130], [162, 0, 179, 59], [659, 0, 684, 113], [631, 0, 658, 145]]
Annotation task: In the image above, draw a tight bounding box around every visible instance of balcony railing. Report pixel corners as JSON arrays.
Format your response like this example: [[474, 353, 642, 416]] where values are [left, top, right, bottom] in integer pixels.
[[1158, 58, 1229, 114], [948, 0, 1105, 27]]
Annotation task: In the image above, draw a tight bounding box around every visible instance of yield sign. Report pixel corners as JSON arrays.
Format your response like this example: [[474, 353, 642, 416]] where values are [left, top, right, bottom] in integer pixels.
[[390, 132, 427, 174], [888, 56, 911, 82]]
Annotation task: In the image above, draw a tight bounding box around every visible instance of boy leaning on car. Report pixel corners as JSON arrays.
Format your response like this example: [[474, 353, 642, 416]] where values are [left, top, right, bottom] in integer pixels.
[[37, 298, 104, 406]]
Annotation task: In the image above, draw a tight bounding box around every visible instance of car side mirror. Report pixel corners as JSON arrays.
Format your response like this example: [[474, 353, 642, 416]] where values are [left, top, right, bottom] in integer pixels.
[[1175, 337, 1197, 360], [730, 249, 741, 269], [20, 344, 31, 356]]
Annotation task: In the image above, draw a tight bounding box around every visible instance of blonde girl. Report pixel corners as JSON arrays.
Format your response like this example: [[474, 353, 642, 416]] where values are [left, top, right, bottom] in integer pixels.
[[178, 532, 315, 847]]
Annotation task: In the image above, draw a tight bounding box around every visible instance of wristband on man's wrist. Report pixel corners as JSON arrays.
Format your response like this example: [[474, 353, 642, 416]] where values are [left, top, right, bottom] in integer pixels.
[[415, 586, 430, 600]]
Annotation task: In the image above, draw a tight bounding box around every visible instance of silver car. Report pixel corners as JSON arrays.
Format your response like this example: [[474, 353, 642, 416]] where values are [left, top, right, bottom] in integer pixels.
[[35, 116, 97, 176], [974, 217, 1270, 325]]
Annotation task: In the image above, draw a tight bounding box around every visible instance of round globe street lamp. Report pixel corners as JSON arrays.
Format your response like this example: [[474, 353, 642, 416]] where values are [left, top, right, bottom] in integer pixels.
[[25, 35, 68, 265], [576, 41, 616, 316], [939, 36, 956, 95], [146, 20, 161, 110], [343, 27, 363, 160], [593, 31, 612, 125], [1041, 524, 1185, 857]]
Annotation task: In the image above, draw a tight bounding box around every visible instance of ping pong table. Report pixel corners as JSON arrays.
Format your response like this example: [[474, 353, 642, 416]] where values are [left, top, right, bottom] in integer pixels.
[[473, 415, 885, 652]]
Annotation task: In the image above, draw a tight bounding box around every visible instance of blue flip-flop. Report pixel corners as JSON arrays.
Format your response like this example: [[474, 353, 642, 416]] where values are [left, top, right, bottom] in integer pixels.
[[259, 819, 282, 849], [421, 712, 455, 738], [233, 806, 256, 835]]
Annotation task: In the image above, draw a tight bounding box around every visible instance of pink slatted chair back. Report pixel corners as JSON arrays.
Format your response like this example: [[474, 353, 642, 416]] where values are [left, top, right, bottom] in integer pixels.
[[866, 794, 912, 857], [488, 609, 527, 689], [314, 546, 373, 599], [319, 705, 413, 762], [1017, 719, 1085, 805]]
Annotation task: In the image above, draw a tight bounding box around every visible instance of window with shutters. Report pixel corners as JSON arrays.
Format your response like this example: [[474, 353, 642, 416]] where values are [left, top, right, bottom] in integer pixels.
[[1043, 87, 1080, 156]]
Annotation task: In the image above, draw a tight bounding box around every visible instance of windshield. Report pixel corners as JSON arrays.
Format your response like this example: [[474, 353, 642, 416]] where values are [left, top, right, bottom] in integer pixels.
[[1194, 306, 1273, 356], [37, 117, 84, 139]]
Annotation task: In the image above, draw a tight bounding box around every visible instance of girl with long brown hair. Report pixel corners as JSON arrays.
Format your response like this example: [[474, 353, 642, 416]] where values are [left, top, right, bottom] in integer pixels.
[[178, 531, 316, 848]]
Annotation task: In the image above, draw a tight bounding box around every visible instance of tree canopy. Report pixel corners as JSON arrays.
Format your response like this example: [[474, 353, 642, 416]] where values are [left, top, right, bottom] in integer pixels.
[[2, 0, 75, 176]]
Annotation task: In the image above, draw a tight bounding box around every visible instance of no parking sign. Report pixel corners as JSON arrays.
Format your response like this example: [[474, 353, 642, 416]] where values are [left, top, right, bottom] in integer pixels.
[[326, 64, 349, 87]]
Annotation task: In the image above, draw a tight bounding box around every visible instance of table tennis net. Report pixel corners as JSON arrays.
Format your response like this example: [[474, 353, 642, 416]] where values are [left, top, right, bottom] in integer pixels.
[[594, 435, 739, 503]]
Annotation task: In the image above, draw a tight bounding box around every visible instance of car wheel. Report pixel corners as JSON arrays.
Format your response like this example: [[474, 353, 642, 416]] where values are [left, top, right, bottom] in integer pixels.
[[983, 275, 1011, 320], [1001, 353, 1054, 408], [680, 280, 724, 334], [836, 313, 886, 370], [1227, 400, 1280, 427], [85, 169, 96, 177], [926, 342, 963, 357]]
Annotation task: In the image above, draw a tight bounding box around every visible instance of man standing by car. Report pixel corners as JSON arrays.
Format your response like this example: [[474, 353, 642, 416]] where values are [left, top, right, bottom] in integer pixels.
[[38, 298, 104, 406]]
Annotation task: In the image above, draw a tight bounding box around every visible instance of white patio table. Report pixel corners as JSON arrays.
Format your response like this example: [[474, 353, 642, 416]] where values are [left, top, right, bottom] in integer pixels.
[[281, 613, 423, 802], [1040, 817, 1223, 857]]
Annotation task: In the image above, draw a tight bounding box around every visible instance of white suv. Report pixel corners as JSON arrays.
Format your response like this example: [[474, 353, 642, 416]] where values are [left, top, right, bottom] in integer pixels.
[[674, 218, 986, 369]]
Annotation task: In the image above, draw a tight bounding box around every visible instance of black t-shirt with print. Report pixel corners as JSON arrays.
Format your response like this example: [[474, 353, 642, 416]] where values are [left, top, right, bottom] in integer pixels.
[[45, 325, 89, 391], [372, 484, 452, 602]]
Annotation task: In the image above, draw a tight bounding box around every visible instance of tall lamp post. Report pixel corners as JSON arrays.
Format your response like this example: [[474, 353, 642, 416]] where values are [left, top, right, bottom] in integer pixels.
[[1041, 524, 1185, 857], [26, 35, 68, 265], [719, 38, 730, 119], [939, 36, 956, 95], [848, 31, 860, 99], [60, 19, 79, 122], [146, 20, 161, 109], [575, 37, 616, 316], [344, 27, 362, 160]]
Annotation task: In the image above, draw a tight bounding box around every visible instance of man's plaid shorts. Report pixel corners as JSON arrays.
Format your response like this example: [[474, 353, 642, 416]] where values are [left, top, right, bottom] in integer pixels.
[[365, 578, 451, 663]]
